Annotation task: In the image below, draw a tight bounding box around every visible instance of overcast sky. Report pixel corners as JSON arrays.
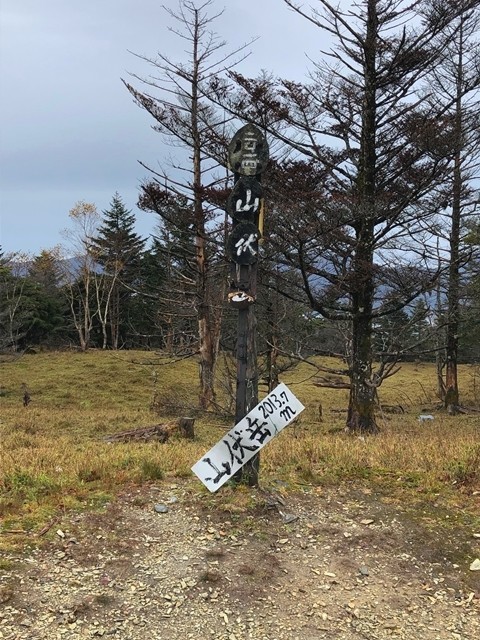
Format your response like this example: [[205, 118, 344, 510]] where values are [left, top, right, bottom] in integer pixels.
[[0, 0, 332, 256]]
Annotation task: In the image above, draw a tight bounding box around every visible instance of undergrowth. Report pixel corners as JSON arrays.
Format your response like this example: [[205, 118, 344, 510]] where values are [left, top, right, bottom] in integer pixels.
[[0, 350, 478, 550]]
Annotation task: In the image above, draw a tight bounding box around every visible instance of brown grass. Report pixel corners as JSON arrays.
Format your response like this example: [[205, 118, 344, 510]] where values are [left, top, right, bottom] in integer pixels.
[[0, 350, 479, 550]]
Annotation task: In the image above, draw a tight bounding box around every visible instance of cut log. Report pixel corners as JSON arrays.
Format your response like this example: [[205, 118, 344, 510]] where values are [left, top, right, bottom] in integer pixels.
[[103, 417, 195, 444], [379, 404, 405, 414]]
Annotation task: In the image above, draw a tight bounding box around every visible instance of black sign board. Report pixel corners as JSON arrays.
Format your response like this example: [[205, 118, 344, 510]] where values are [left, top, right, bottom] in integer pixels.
[[228, 124, 269, 176], [227, 176, 263, 223], [227, 222, 260, 265]]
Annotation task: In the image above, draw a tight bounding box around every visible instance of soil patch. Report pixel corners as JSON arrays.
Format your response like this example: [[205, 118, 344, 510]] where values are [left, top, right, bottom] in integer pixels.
[[0, 481, 479, 640]]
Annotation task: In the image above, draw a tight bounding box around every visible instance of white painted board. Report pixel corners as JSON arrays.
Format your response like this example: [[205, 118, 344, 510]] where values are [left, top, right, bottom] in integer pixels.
[[192, 383, 305, 492]]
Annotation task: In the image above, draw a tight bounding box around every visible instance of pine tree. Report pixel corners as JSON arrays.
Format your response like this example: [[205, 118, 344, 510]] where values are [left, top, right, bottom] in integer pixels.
[[426, 4, 480, 413], [27, 249, 67, 347], [90, 193, 145, 349]]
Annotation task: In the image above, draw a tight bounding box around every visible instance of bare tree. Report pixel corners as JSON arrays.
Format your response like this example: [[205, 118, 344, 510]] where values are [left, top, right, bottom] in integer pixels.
[[61, 202, 100, 352], [123, 0, 255, 409]]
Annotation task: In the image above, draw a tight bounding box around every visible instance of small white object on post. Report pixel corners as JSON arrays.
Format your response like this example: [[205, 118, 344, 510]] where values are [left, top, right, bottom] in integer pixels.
[[192, 383, 305, 492]]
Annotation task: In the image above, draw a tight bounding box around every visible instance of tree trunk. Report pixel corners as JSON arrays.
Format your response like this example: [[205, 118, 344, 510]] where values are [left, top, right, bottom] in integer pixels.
[[444, 23, 464, 416], [198, 308, 217, 410], [191, 10, 221, 410], [435, 279, 446, 401], [177, 416, 195, 439], [79, 333, 88, 352], [103, 417, 195, 443], [110, 285, 120, 350], [165, 315, 174, 354], [436, 347, 446, 401], [347, 0, 379, 435], [347, 279, 379, 434]]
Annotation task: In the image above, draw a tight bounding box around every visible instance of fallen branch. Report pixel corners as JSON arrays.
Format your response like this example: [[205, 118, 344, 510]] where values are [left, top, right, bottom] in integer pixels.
[[459, 405, 480, 413], [0, 529, 28, 535], [103, 417, 195, 444], [36, 517, 60, 537], [313, 378, 351, 389]]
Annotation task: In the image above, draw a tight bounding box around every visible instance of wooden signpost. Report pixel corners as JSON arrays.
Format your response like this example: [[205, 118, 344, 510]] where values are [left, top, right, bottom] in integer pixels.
[[191, 124, 305, 491], [226, 124, 269, 486]]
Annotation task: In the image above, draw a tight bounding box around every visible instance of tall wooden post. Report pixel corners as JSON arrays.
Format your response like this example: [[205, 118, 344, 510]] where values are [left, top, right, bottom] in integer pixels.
[[226, 124, 269, 486]]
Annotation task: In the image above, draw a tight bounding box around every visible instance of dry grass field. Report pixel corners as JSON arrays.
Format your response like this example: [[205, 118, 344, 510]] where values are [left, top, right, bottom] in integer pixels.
[[0, 350, 479, 552]]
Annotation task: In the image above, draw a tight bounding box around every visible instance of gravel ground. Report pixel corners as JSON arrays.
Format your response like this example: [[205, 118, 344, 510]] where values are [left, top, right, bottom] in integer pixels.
[[0, 481, 479, 640]]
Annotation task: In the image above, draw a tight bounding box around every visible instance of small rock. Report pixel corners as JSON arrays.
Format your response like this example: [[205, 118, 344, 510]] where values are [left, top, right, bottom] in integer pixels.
[[281, 513, 298, 524], [168, 496, 179, 504], [360, 519, 375, 525], [0, 587, 13, 604], [473, 533, 480, 539], [56, 529, 65, 538], [359, 566, 370, 576], [384, 622, 398, 629], [154, 504, 169, 514], [469, 558, 480, 571]]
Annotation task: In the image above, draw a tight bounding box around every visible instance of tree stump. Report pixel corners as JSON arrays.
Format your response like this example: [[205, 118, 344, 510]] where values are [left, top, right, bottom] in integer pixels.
[[177, 417, 195, 439]]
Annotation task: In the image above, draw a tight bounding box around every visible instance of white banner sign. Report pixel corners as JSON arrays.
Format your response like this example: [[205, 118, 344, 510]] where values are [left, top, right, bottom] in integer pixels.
[[192, 383, 305, 492]]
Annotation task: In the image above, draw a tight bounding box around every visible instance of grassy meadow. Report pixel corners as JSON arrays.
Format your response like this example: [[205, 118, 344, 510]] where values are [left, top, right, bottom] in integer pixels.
[[0, 350, 479, 550]]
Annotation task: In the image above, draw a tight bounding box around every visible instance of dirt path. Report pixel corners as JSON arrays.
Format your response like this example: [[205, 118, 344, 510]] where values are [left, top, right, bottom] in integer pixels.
[[0, 481, 479, 640]]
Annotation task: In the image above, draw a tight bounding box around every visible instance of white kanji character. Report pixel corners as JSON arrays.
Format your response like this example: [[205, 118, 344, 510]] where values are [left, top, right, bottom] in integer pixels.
[[235, 233, 258, 256], [236, 188, 259, 214]]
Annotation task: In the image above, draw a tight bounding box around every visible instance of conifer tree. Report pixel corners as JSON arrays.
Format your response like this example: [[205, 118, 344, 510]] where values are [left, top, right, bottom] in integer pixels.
[[27, 249, 66, 347], [90, 193, 145, 349], [213, 0, 479, 433], [426, 3, 480, 413], [124, 0, 254, 408]]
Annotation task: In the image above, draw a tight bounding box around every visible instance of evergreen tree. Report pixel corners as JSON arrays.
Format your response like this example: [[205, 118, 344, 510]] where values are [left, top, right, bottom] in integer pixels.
[[0, 253, 35, 351], [459, 223, 480, 364], [426, 4, 480, 412], [26, 249, 67, 347], [127, 240, 173, 350], [138, 190, 208, 355], [89, 193, 145, 349]]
